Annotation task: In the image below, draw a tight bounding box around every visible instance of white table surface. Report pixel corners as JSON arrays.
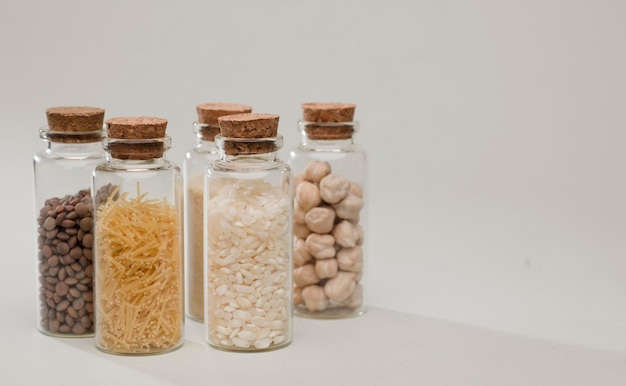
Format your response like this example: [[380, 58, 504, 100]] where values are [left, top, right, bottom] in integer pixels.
[[3, 300, 626, 386]]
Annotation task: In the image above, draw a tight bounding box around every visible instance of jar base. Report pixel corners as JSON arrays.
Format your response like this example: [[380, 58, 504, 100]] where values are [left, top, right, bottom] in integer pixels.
[[207, 340, 292, 353], [295, 306, 367, 320], [186, 313, 204, 323], [95, 342, 184, 356], [37, 327, 94, 339]]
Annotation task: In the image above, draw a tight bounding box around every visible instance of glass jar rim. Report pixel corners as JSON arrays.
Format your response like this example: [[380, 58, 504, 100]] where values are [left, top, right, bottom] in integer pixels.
[[297, 120, 359, 133], [214, 134, 283, 146], [192, 121, 220, 134], [39, 125, 106, 142], [104, 136, 172, 150]]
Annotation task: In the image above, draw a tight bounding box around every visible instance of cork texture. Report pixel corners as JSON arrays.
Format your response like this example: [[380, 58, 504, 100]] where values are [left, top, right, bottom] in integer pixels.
[[301, 103, 357, 140], [196, 103, 252, 141], [218, 113, 280, 155], [105, 116, 168, 139], [301, 103, 356, 122], [46, 106, 105, 132], [105, 116, 168, 160], [218, 113, 279, 138], [196, 103, 253, 125]]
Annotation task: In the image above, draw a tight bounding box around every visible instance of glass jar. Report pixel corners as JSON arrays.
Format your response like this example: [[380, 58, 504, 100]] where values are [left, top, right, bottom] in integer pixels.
[[92, 116, 184, 355], [184, 103, 252, 322], [33, 106, 106, 337], [205, 113, 293, 351], [288, 103, 367, 319]]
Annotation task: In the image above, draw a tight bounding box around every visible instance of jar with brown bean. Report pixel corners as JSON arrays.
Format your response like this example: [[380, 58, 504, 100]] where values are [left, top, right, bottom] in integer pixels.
[[288, 103, 367, 319], [33, 106, 106, 337]]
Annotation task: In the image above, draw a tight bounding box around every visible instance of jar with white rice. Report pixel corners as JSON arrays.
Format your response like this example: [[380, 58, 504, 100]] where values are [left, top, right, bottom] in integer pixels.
[[204, 113, 293, 351]]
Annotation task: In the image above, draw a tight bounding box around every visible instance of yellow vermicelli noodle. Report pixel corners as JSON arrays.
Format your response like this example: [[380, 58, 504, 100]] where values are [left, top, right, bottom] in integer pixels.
[[95, 188, 182, 354]]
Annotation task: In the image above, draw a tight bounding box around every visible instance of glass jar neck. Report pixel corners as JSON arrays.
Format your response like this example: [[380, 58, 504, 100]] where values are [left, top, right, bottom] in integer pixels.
[[195, 137, 217, 152], [103, 136, 172, 168], [297, 120, 358, 150], [105, 155, 170, 169], [192, 122, 218, 152], [45, 140, 104, 156], [214, 134, 283, 170], [40, 125, 106, 155]]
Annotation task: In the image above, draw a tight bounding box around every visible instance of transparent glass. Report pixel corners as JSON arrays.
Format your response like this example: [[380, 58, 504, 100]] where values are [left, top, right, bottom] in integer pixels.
[[33, 127, 105, 337], [184, 123, 219, 322], [288, 121, 368, 319], [204, 135, 293, 352], [92, 137, 184, 355]]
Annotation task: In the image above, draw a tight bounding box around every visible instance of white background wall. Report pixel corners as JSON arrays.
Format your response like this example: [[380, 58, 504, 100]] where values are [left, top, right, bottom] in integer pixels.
[[1, 0, 625, 352]]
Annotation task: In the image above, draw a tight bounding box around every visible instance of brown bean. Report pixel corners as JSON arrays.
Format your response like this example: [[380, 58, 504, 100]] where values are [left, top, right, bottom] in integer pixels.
[[48, 255, 59, 267], [37, 189, 95, 336], [47, 267, 59, 277], [74, 202, 89, 217], [49, 320, 60, 332], [67, 306, 79, 319], [55, 281, 69, 297], [56, 300, 69, 311], [79, 217, 92, 232], [80, 316, 92, 329], [82, 292, 93, 302], [56, 232, 70, 241], [56, 242, 69, 255], [69, 288, 81, 298], [81, 234, 93, 248], [55, 212, 67, 225], [69, 247, 82, 259], [72, 298, 85, 310], [43, 217, 56, 231], [61, 219, 76, 228]]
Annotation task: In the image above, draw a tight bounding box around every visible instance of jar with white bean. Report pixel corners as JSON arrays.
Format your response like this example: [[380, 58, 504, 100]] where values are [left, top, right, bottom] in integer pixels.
[[288, 103, 367, 319], [184, 103, 252, 322], [205, 113, 293, 351]]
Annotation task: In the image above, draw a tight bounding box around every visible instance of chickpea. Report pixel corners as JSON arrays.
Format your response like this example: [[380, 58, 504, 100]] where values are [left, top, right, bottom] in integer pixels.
[[324, 271, 356, 303], [293, 237, 313, 267], [294, 222, 311, 239], [315, 258, 338, 279], [301, 285, 329, 312], [333, 193, 364, 221], [294, 202, 306, 224], [350, 181, 363, 198], [293, 264, 319, 287], [332, 220, 359, 248], [342, 283, 363, 309], [304, 160, 331, 183], [295, 181, 321, 212], [305, 233, 336, 259], [294, 285, 304, 305], [336, 246, 363, 273], [319, 173, 351, 204], [354, 223, 364, 245], [304, 206, 335, 234]]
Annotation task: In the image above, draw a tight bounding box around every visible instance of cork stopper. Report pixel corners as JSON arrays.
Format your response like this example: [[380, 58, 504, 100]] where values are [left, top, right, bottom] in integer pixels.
[[105, 116, 169, 160], [195, 103, 253, 141], [301, 102, 356, 140], [218, 113, 280, 155], [44, 106, 105, 143]]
